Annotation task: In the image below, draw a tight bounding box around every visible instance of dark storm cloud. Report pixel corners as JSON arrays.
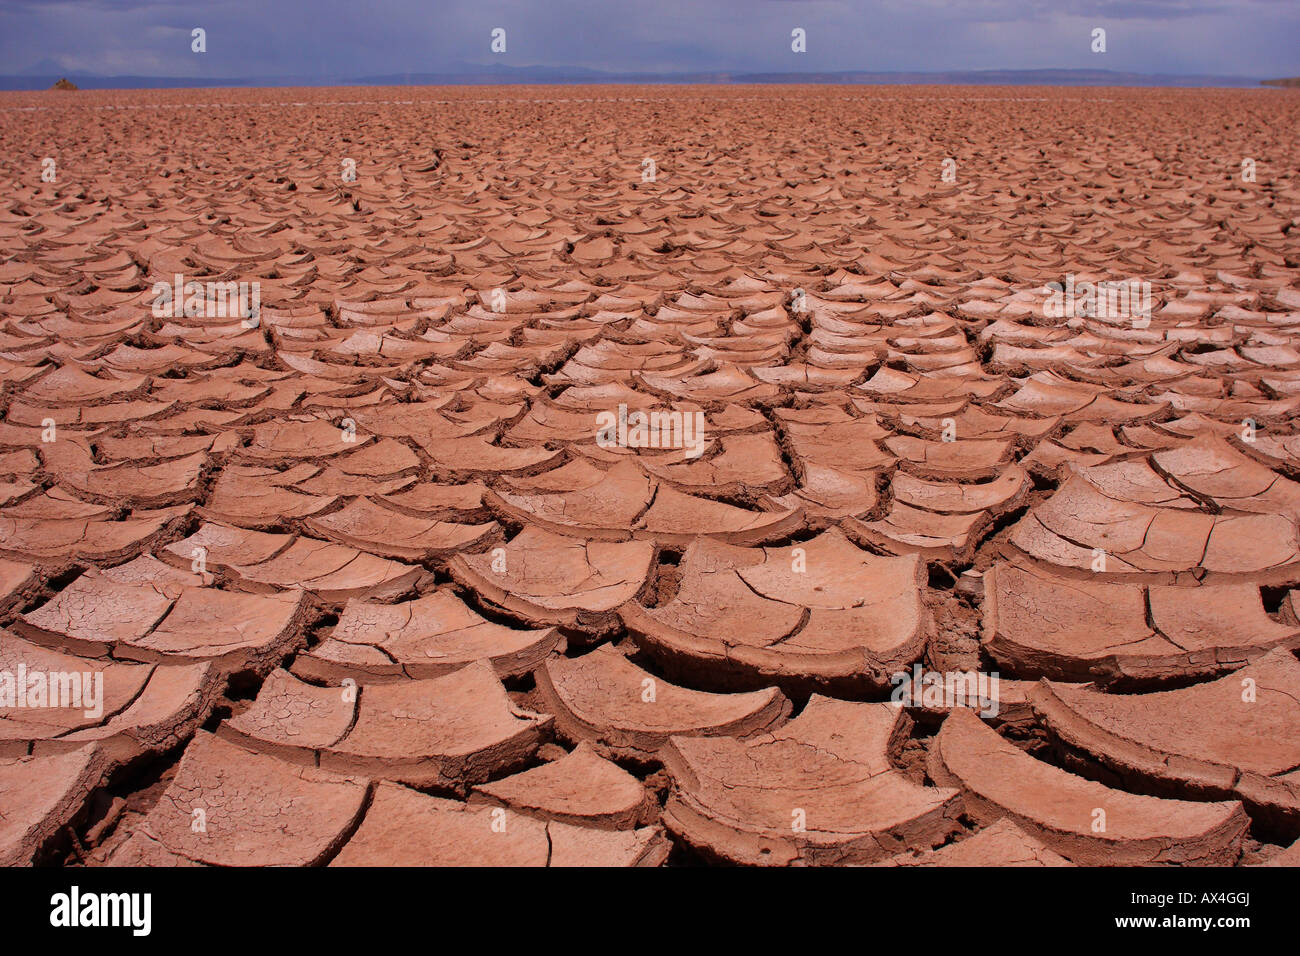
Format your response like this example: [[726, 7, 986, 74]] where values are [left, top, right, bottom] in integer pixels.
[[2, 0, 1296, 78]]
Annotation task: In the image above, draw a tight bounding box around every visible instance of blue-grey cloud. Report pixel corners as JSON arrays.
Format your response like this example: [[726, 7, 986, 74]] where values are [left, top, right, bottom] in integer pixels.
[[1, 0, 1295, 78]]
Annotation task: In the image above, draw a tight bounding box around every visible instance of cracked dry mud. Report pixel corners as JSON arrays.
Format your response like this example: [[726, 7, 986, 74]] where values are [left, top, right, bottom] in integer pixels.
[[0, 84, 1298, 866]]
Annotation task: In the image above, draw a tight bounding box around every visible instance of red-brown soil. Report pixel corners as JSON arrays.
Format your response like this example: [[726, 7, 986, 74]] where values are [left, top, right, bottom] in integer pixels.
[[0, 84, 1297, 866]]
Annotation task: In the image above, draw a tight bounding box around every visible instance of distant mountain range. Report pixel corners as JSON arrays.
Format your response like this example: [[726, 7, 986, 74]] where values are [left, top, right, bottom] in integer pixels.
[[1, 64, 1285, 91]]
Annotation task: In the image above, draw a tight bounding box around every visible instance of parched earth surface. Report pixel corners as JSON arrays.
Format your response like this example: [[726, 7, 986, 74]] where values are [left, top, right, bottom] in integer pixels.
[[1, 84, 1299, 866]]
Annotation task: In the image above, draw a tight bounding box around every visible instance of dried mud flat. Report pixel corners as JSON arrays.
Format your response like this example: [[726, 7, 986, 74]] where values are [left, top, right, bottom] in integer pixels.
[[1, 84, 1299, 867]]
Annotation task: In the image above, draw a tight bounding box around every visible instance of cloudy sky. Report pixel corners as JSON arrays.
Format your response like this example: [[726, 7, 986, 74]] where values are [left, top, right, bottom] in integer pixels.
[[3, 0, 1297, 78]]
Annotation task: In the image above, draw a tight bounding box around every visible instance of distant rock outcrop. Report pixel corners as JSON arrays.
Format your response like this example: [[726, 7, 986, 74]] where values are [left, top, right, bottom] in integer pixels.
[[1262, 77, 1300, 87], [51, 77, 78, 90]]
